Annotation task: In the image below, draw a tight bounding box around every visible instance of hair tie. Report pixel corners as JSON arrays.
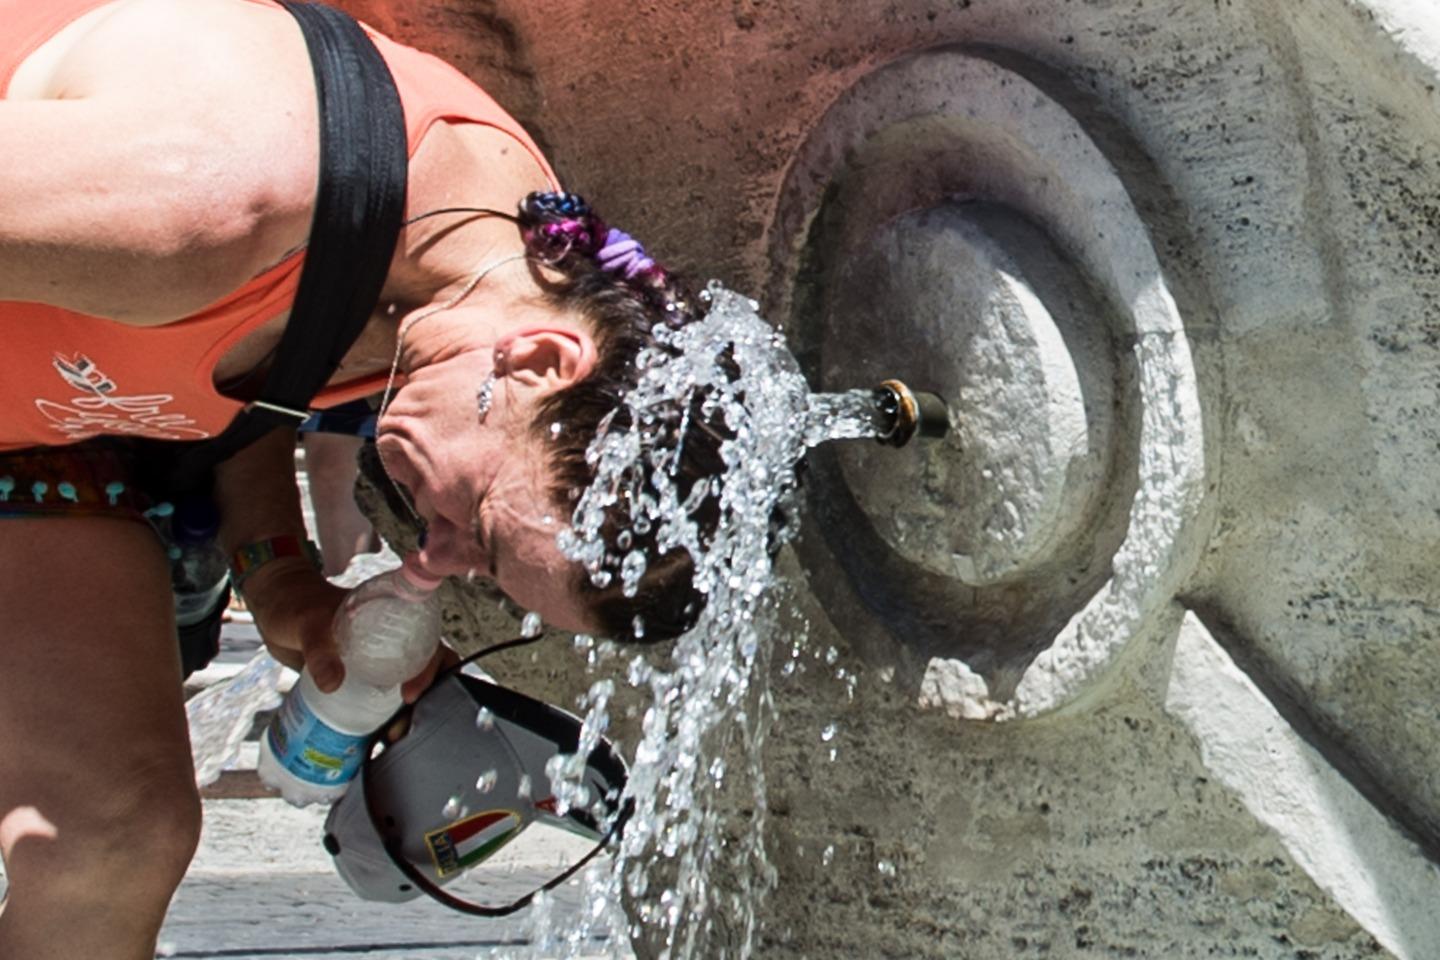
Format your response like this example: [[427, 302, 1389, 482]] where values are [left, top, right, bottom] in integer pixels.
[[598, 228, 658, 280], [523, 191, 592, 221], [518, 191, 673, 301], [534, 219, 592, 262], [520, 191, 607, 263]]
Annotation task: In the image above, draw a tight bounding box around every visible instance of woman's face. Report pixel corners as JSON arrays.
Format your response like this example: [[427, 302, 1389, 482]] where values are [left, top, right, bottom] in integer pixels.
[[425, 436, 588, 631], [376, 370, 594, 635]]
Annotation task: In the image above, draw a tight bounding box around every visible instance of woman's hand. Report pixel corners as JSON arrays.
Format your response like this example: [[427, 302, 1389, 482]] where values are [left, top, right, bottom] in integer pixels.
[[401, 643, 460, 703], [240, 554, 458, 700], [240, 556, 348, 692]]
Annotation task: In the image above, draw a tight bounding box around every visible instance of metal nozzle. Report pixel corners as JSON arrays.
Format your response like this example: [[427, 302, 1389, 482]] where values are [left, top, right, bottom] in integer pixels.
[[873, 380, 951, 447]]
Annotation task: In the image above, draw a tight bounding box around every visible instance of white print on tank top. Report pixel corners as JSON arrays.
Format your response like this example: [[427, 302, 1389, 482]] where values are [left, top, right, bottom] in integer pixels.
[[34, 353, 211, 442]]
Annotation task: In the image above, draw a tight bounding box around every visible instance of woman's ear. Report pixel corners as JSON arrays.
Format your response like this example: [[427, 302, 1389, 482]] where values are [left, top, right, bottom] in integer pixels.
[[494, 327, 597, 391]]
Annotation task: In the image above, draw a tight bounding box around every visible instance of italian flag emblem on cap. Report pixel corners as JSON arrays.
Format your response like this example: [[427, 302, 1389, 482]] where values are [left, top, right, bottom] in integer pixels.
[[425, 810, 523, 877]]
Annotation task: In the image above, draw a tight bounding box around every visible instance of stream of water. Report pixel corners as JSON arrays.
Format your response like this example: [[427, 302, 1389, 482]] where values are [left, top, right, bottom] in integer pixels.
[[515, 283, 879, 960]]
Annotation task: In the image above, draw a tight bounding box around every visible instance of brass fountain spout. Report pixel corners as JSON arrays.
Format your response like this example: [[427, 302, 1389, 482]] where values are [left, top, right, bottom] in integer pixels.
[[871, 380, 951, 447]]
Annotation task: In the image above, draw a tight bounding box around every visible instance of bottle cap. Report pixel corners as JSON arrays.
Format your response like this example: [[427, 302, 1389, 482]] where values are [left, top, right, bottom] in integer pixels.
[[172, 497, 221, 545], [399, 553, 444, 591]]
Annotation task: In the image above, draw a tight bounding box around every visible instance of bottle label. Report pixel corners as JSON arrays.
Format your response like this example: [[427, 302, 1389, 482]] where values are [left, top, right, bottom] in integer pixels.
[[266, 686, 367, 786]]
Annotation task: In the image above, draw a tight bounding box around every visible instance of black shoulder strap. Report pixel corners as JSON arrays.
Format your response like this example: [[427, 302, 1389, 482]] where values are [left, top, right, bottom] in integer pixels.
[[161, 0, 407, 493]]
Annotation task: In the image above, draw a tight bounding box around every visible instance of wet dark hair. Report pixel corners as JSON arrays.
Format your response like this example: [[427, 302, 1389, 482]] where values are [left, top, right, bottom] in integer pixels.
[[513, 192, 729, 643]]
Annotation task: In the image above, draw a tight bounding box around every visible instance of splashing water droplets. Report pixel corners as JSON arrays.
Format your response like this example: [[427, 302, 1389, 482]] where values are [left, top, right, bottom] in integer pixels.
[[530, 284, 852, 959], [620, 549, 648, 598]]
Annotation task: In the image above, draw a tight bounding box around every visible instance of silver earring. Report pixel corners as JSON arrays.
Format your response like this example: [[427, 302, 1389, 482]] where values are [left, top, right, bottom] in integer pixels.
[[476, 372, 497, 423]]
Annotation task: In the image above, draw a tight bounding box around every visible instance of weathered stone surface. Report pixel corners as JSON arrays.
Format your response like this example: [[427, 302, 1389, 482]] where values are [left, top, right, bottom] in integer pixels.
[[826, 204, 1106, 587], [1165, 613, 1440, 958], [753, 572, 1387, 959], [771, 46, 1207, 719], [328, 0, 1440, 955]]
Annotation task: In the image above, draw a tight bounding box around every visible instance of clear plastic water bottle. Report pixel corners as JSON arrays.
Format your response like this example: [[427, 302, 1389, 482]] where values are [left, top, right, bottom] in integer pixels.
[[169, 497, 231, 627], [258, 553, 443, 806]]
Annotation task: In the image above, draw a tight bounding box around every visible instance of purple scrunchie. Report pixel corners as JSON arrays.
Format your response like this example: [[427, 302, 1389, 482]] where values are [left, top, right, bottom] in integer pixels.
[[597, 228, 657, 280]]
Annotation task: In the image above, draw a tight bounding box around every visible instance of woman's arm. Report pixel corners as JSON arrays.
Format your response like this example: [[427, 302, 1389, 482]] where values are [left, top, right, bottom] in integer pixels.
[[214, 427, 346, 691], [0, 0, 318, 324], [214, 429, 447, 701], [0, 92, 316, 325], [0, 98, 288, 324]]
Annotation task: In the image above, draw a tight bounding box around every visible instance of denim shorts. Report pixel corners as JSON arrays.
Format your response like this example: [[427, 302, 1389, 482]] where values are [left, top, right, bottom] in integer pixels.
[[0, 438, 226, 678]]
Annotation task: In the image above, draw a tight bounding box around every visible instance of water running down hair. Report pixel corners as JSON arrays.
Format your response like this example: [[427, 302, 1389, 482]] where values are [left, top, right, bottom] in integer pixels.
[[404, 191, 768, 642], [513, 193, 730, 643]]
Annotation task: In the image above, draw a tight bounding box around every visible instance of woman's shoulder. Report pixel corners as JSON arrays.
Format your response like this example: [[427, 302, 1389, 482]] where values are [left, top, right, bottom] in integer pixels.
[[4, 0, 319, 325], [52, 0, 318, 181]]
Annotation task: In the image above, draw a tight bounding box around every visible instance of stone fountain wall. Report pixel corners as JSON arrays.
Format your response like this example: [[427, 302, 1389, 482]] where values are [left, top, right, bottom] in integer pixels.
[[350, 0, 1440, 956]]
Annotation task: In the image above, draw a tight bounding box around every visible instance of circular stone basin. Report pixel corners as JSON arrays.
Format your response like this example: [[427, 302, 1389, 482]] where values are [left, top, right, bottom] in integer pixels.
[[770, 47, 1208, 718], [827, 203, 1114, 585]]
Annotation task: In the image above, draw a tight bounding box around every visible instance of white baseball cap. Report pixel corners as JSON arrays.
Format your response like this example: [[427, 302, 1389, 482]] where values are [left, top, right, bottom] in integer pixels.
[[322, 665, 630, 915]]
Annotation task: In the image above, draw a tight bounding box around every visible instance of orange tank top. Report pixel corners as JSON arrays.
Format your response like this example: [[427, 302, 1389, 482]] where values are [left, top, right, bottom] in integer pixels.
[[0, 0, 558, 451]]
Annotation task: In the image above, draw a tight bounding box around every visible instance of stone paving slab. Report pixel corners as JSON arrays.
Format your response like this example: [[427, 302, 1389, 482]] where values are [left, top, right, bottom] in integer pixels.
[[160, 873, 612, 959], [161, 798, 629, 959]]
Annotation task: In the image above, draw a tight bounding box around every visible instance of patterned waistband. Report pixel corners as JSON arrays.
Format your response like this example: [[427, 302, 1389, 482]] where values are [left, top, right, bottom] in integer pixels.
[[0, 441, 156, 522]]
